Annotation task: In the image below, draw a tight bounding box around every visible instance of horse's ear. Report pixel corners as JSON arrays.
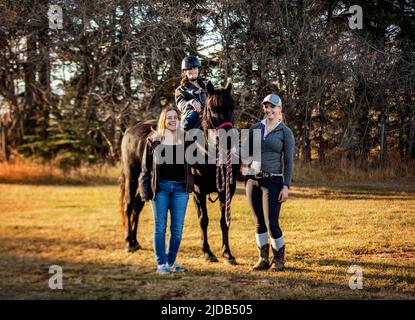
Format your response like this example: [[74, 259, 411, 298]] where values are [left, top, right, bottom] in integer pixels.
[[224, 81, 232, 94], [206, 81, 215, 95]]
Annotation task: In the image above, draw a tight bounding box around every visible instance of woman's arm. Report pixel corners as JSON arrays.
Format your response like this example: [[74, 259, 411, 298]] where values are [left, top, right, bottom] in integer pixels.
[[278, 127, 295, 203], [283, 127, 295, 188], [138, 141, 154, 201]]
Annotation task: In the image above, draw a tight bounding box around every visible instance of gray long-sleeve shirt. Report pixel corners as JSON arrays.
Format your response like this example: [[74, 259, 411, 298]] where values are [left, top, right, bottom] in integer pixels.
[[249, 120, 295, 187]]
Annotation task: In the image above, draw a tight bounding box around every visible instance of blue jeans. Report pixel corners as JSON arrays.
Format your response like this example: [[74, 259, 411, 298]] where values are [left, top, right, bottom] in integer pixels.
[[151, 179, 189, 265], [181, 110, 199, 129]]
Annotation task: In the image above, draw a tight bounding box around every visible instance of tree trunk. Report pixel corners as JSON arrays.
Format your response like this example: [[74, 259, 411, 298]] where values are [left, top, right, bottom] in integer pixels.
[[24, 31, 37, 136], [405, 83, 415, 159], [121, 0, 132, 99], [318, 101, 326, 165], [302, 102, 311, 163], [38, 22, 50, 140], [378, 39, 387, 167], [1, 122, 8, 161], [409, 119, 415, 159]]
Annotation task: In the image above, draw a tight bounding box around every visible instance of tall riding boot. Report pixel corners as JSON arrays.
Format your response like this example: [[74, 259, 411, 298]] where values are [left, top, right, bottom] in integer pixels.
[[252, 244, 270, 270], [270, 245, 285, 271]]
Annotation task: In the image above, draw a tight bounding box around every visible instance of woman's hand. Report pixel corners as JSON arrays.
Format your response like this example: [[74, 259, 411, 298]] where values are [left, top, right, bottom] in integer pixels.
[[278, 186, 289, 203], [192, 100, 202, 112]]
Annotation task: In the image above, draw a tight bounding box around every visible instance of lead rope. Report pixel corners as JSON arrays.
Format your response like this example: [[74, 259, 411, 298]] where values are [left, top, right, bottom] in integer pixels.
[[215, 144, 233, 226]]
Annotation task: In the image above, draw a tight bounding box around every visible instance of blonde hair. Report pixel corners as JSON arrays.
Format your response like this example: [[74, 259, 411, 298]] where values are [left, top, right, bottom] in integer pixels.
[[276, 105, 284, 121], [151, 106, 181, 141]]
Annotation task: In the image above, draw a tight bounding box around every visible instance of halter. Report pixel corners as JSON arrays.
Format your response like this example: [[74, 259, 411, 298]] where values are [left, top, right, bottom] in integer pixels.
[[216, 122, 234, 130], [204, 102, 234, 131]]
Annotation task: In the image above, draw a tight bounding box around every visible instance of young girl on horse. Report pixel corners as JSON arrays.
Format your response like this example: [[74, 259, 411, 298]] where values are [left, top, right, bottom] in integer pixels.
[[175, 56, 207, 130]]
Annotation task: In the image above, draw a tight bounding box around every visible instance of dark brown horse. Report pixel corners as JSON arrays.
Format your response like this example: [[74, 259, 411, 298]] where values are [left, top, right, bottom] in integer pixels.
[[119, 81, 240, 264]]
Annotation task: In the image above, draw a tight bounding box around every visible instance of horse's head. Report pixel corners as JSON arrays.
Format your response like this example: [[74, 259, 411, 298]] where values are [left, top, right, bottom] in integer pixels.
[[203, 81, 235, 131]]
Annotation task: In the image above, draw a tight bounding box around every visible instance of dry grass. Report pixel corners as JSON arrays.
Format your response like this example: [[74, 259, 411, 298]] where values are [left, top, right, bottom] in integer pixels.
[[0, 160, 118, 185], [0, 178, 414, 300], [2, 156, 414, 186], [293, 158, 415, 185]]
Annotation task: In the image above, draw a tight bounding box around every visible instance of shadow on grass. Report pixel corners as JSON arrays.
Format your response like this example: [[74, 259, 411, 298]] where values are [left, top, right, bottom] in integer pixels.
[[233, 183, 415, 201], [284, 260, 415, 286], [0, 254, 156, 299], [0, 236, 158, 254], [315, 259, 415, 275], [2, 235, 414, 299], [0, 255, 381, 300], [0, 253, 398, 300]]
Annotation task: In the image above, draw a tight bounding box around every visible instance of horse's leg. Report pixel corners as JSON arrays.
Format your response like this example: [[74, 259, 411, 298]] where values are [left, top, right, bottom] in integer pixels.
[[120, 169, 132, 250], [131, 196, 145, 251], [123, 167, 140, 252], [193, 191, 218, 262], [219, 190, 237, 265]]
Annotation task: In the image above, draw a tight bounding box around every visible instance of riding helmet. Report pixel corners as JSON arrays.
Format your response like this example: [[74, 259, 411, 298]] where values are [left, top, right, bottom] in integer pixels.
[[181, 56, 201, 70]]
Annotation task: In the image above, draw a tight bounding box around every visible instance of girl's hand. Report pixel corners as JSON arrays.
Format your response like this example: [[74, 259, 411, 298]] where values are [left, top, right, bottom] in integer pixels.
[[192, 100, 202, 112], [278, 186, 289, 203]]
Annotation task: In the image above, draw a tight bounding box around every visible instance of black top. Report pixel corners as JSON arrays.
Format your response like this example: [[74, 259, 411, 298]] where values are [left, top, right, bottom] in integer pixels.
[[158, 144, 186, 182]]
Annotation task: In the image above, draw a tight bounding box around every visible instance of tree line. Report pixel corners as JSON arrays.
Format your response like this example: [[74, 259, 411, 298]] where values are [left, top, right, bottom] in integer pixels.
[[0, 0, 414, 170]]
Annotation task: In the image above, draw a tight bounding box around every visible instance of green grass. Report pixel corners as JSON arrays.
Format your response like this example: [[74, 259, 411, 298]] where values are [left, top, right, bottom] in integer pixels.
[[0, 182, 414, 299]]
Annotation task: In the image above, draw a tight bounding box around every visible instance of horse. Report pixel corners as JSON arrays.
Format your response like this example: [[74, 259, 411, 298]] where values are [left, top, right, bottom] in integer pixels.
[[119, 81, 240, 264]]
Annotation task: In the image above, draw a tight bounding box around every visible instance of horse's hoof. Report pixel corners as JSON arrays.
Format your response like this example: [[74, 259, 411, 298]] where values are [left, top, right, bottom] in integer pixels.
[[204, 253, 219, 262], [224, 257, 237, 265], [127, 246, 138, 253], [223, 253, 237, 265], [126, 246, 134, 253], [126, 242, 141, 253], [133, 241, 142, 250]]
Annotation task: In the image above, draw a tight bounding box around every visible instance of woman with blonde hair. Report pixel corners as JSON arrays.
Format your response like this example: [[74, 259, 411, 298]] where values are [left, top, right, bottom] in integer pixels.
[[139, 106, 194, 274], [245, 94, 295, 272]]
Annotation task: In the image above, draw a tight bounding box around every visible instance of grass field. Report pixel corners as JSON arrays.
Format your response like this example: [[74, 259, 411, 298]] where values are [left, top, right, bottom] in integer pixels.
[[0, 179, 414, 300]]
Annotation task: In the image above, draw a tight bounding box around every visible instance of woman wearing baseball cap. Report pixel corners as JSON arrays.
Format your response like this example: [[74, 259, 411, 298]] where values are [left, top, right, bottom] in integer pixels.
[[245, 93, 295, 271], [175, 56, 207, 130]]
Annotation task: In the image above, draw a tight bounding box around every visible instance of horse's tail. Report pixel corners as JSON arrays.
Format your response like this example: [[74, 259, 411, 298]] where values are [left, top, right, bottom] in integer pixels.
[[119, 167, 127, 229]]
